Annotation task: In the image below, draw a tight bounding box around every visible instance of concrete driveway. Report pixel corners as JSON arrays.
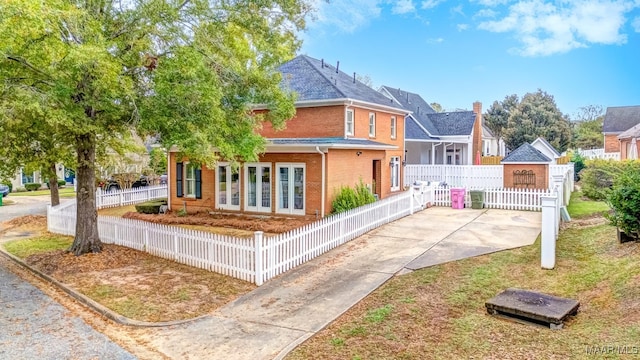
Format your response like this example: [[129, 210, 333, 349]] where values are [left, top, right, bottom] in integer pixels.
[[0, 195, 65, 223], [140, 207, 542, 360]]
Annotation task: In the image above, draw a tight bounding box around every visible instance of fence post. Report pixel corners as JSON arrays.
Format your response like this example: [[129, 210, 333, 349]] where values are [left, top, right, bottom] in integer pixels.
[[541, 195, 557, 269], [254, 231, 264, 286], [409, 186, 414, 215], [119, 190, 123, 207], [96, 188, 101, 209], [552, 175, 565, 206]]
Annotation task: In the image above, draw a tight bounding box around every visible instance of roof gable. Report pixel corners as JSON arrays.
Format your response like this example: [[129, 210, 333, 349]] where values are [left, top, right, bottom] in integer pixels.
[[279, 56, 404, 111], [618, 122, 640, 139], [603, 106, 640, 133], [531, 137, 560, 157], [501, 143, 552, 163]]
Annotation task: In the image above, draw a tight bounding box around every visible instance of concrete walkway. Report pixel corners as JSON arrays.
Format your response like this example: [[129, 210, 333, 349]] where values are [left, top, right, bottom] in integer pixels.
[[141, 207, 541, 360]]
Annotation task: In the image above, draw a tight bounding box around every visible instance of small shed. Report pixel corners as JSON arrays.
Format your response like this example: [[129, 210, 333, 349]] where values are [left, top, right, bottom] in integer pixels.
[[531, 137, 561, 164], [501, 143, 551, 189]]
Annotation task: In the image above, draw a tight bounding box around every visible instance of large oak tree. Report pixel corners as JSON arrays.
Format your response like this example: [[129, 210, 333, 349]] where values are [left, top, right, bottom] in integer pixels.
[[0, 0, 311, 255]]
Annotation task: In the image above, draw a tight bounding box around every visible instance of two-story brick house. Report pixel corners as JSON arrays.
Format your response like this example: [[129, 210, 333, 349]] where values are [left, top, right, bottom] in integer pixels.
[[167, 55, 410, 217]]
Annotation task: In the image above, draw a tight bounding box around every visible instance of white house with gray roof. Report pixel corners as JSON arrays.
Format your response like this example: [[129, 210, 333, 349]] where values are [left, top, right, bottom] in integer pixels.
[[379, 86, 484, 165]]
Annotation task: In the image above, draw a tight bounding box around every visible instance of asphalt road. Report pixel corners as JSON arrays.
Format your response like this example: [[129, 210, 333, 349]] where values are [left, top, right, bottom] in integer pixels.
[[0, 194, 137, 360]]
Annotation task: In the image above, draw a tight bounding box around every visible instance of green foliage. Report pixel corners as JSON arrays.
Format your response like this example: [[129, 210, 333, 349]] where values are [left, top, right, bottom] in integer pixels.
[[571, 105, 604, 149], [46, 180, 67, 189], [135, 199, 168, 214], [177, 208, 188, 217], [149, 147, 167, 175], [3, 235, 73, 259], [571, 152, 586, 181], [365, 304, 394, 323], [485, 90, 571, 152], [605, 167, 640, 240], [579, 159, 631, 201], [24, 183, 41, 191], [332, 180, 376, 213], [567, 191, 610, 219]]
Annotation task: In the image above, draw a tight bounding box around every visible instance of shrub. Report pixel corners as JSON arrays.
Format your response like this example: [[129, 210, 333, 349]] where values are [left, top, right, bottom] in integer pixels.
[[15, 187, 27, 192], [1, 180, 12, 193], [24, 183, 41, 191], [570, 152, 586, 181], [46, 180, 68, 189], [332, 180, 376, 214], [605, 167, 640, 241], [135, 199, 167, 214], [579, 159, 634, 201]]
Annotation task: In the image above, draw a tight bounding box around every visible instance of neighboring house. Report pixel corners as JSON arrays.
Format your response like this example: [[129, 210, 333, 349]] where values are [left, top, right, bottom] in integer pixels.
[[618, 123, 640, 160], [531, 137, 561, 164], [378, 86, 483, 165], [602, 106, 640, 153], [168, 55, 410, 217], [482, 124, 506, 157], [7, 165, 69, 191]]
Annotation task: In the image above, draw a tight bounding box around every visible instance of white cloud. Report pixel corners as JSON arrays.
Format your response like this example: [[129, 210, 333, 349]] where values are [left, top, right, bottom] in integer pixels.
[[473, 0, 511, 6], [632, 16, 640, 32], [451, 4, 465, 16], [474, 8, 498, 18], [427, 37, 445, 43], [392, 0, 416, 14], [457, 23, 470, 31], [308, 0, 383, 33], [421, 0, 444, 9], [478, 0, 637, 56]]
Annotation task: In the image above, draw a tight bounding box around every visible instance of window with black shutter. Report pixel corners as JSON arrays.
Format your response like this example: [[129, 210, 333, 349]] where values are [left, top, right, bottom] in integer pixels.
[[176, 162, 183, 197]]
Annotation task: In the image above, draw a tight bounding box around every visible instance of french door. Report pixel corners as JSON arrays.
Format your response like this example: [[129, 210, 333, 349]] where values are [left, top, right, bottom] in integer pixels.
[[276, 163, 305, 215], [245, 164, 271, 213]]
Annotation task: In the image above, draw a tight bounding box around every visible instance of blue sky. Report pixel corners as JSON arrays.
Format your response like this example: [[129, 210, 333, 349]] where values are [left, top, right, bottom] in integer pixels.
[[299, 0, 640, 119]]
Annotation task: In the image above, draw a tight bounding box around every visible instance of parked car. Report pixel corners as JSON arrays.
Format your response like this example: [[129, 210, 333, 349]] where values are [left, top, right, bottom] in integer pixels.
[[0, 184, 9, 197], [159, 174, 167, 185], [103, 174, 149, 192]]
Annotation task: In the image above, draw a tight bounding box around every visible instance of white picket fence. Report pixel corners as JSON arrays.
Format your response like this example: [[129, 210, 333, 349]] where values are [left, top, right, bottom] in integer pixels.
[[95, 185, 167, 209], [47, 187, 431, 285], [404, 165, 503, 188], [431, 186, 553, 211], [406, 164, 575, 192], [578, 148, 621, 160]]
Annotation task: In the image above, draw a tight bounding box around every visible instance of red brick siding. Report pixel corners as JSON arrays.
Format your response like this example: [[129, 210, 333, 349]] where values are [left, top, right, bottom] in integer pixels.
[[169, 152, 322, 216], [503, 164, 549, 189], [258, 106, 346, 138], [604, 134, 620, 153]]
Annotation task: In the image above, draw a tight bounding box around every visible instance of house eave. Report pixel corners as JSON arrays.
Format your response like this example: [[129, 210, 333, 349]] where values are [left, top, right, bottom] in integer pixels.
[[253, 98, 410, 116]]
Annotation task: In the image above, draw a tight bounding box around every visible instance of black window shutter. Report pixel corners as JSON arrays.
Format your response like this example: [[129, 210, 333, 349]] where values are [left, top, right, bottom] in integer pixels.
[[176, 162, 183, 198], [195, 169, 202, 199]]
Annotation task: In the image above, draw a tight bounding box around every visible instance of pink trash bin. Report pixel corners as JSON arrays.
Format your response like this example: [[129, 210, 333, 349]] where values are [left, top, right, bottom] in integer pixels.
[[450, 188, 466, 209]]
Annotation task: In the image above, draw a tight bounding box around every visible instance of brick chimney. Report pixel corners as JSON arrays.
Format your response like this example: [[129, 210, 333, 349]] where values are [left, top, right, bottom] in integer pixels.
[[472, 102, 483, 165]]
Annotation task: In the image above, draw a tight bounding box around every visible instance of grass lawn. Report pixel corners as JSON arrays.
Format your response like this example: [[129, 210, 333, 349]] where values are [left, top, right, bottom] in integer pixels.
[[10, 187, 76, 198], [567, 191, 610, 219], [287, 199, 640, 359], [2, 234, 72, 258]]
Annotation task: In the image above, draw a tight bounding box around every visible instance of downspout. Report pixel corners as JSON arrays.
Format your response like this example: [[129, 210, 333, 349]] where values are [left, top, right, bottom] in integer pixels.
[[315, 146, 326, 217], [432, 142, 442, 164]]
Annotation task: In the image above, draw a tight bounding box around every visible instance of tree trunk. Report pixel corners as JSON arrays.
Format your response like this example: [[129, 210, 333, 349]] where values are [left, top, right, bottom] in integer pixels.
[[69, 133, 102, 255], [48, 163, 60, 207]]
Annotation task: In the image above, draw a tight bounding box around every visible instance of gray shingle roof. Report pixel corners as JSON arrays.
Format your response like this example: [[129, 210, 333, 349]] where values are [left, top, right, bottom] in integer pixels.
[[501, 143, 552, 163], [603, 106, 640, 133], [618, 123, 640, 139], [268, 137, 396, 149], [405, 118, 440, 140], [278, 56, 405, 111], [379, 85, 475, 137]]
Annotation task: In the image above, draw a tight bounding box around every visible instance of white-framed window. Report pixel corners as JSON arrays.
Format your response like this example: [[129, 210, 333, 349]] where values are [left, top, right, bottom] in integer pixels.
[[390, 116, 397, 139], [390, 156, 400, 191], [185, 162, 196, 198], [345, 109, 354, 136], [276, 163, 305, 215], [369, 112, 376, 138], [245, 163, 271, 213], [216, 163, 240, 210]]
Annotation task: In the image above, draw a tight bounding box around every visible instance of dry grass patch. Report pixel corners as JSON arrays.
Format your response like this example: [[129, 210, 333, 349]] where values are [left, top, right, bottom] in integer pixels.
[[23, 243, 256, 322], [287, 215, 640, 360]]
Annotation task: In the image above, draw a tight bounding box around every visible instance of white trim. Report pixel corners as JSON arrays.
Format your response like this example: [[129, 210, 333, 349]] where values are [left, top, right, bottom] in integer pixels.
[[369, 112, 376, 138], [345, 108, 354, 136], [215, 162, 241, 210], [244, 163, 272, 213], [252, 98, 410, 116], [391, 116, 397, 140], [184, 162, 196, 198], [275, 163, 306, 215]]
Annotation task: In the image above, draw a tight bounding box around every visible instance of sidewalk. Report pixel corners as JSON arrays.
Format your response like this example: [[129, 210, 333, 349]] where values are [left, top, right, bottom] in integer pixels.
[[140, 207, 542, 359]]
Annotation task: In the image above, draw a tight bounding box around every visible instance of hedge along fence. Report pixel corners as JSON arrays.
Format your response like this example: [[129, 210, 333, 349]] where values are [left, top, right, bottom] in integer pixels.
[[24, 182, 42, 191]]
